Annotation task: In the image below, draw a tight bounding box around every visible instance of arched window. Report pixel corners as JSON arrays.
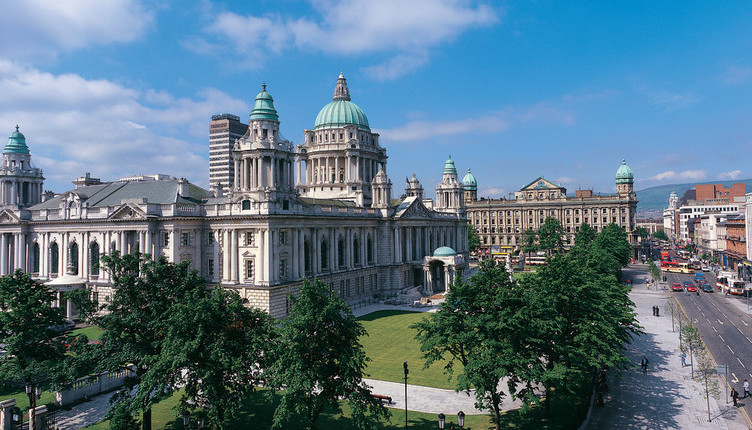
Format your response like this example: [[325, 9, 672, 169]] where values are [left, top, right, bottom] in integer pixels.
[[338, 237, 345, 268], [320, 240, 329, 270], [50, 242, 59, 275], [90, 242, 100, 276], [69, 242, 79, 275], [242, 200, 251, 210], [353, 237, 360, 266], [32, 242, 40, 273]]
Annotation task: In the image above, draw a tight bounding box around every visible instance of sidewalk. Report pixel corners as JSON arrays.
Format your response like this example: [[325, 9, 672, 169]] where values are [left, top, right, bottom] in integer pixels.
[[363, 378, 498, 414], [584, 266, 749, 430], [53, 391, 117, 430]]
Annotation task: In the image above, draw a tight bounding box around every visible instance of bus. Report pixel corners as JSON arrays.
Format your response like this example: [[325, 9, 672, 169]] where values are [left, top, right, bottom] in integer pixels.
[[525, 255, 548, 266], [677, 262, 695, 274], [660, 261, 679, 272], [660, 251, 670, 261], [677, 250, 690, 260], [716, 271, 745, 294]]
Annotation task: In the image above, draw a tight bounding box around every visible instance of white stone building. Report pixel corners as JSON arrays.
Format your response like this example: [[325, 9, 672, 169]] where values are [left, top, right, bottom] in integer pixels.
[[0, 74, 468, 318]]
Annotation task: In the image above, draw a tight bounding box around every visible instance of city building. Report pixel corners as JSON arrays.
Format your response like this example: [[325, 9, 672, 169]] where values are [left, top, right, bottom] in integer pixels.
[[663, 183, 745, 244], [723, 214, 746, 270], [209, 113, 249, 192], [663, 190, 679, 240], [0, 74, 468, 318], [465, 160, 638, 257]]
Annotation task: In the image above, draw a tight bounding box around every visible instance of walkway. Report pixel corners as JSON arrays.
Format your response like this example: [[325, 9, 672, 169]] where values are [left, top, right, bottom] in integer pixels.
[[53, 391, 117, 430], [583, 264, 749, 430]]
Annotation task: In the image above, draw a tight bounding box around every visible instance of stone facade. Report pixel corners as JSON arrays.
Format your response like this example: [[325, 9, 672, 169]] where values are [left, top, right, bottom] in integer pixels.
[[0, 74, 468, 318]]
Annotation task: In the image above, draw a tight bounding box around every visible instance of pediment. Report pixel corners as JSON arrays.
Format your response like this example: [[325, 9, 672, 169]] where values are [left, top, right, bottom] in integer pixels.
[[521, 177, 561, 191], [395, 197, 433, 220], [0, 210, 19, 224], [108, 204, 146, 221]]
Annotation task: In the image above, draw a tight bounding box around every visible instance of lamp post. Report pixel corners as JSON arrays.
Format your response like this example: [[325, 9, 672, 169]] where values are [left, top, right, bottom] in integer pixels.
[[403, 361, 408, 429], [438, 413, 445, 429], [25, 382, 42, 430], [183, 411, 190, 429], [457, 411, 465, 428]]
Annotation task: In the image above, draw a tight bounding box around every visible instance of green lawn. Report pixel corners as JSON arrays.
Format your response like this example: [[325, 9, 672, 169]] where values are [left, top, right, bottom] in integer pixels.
[[357, 310, 459, 390], [0, 384, 56, 420], [71, 325, 105, 341]]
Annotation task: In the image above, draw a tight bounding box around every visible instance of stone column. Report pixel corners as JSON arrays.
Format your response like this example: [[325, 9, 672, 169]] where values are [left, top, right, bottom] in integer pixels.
[[444, 266, 451, 293], [0, 233, 7, 275], [231, 230, 239, 283], [263, 229, 271, 283], [145, 229, 152, 257]]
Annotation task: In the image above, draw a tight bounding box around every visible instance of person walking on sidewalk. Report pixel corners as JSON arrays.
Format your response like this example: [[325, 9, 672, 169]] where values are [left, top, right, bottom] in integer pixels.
[[680, 351, 686, 367], [744, 379, 750, 398], [641, 356, 649, 374], [731, 387, 739, 406]]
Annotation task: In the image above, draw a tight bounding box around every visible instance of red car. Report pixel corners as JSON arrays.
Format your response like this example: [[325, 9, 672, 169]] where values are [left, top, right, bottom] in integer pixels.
[[671, 283, 683, 292], [686, 285, 697, 292]]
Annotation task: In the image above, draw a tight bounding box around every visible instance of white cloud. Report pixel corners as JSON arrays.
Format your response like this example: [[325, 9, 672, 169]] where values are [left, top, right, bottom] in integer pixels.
[[378, 102, 574, 142], [723, 66, 752, 85], [554, 176, 575, 185], [649, 170, 708, 182], [480, 186, 506, 198], [0, 0, 153, 61], [0, 60, 246, 192], [718, 170, 743, 180], [198, 0, 498, 77]]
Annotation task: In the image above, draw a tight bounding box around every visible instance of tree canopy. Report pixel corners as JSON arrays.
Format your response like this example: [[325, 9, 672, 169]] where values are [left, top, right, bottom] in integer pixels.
[[653, 229, 668, 240], [537, 217, 564, 254], [467, 223, 481, 254]]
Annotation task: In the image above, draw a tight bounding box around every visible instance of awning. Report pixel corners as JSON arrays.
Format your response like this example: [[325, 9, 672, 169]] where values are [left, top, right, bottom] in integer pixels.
[[45, 274, 86, 286]]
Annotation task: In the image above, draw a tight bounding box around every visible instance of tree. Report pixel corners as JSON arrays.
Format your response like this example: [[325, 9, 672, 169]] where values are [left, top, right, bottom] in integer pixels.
[[467, 223, 481, 254], [141, 287, 276, 429], [537, 217, 564, 255], [0, 270, 67, 430], [412, 260, 523, 429], [680, 321, 703, 379], [635, 227, 648, 239], [574, 223, 596, 248], [521, 228, 538, 264], [88, 251, 206, 430], [593, 223, 632, 269], [653, 229, 668, 241], [64, 287, 98, 322], [268, 279, 388, 430], [694, 348, 720, 422]]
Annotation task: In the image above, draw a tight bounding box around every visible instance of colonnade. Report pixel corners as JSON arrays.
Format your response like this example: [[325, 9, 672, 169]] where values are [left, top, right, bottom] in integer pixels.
[[297, 155, 385, 186], [233, 154, 294, 191], [0, 179, 43, 206], [391, 224, 463, 264]]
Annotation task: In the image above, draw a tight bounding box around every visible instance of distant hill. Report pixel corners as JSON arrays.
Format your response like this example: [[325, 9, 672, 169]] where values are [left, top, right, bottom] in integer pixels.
[[636, 179, 752, 218]]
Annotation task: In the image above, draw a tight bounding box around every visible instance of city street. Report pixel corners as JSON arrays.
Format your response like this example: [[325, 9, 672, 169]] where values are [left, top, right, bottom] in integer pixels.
[[663, 267, 752, 426]]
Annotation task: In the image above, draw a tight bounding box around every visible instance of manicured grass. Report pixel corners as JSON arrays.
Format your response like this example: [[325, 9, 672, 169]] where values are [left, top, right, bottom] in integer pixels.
[[357, 310, 460, 390], [71, 325, 105, 342], [0, 384, 56, 420]]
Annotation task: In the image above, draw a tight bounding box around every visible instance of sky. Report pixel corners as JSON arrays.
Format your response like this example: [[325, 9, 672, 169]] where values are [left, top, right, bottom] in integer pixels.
[[1, 1, 752, 198]]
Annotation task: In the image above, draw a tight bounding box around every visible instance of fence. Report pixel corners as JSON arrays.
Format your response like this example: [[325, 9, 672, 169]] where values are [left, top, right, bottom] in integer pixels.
[[55, 367, 134, 407]]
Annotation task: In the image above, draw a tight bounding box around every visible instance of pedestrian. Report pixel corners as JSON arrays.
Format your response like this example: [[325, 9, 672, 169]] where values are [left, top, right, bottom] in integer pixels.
[[680, 351, 686, 367], [731, 387, 739, 406], [744, 379, 750, 398], [641, 355, 649, 374]]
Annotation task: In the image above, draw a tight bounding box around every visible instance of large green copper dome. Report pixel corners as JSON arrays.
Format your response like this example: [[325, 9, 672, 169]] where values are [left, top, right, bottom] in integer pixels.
[[313, 72, 370, 131], [250, 84, 279, 121], [433, 246, 457, 257], [5, 125, 30, 154], [462, 169, 477, 190], [615, 159, 634, 184]]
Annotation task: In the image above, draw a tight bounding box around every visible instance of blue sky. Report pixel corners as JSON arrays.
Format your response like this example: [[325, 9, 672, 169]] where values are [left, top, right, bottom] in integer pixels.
[[1, 1, 751, 198]]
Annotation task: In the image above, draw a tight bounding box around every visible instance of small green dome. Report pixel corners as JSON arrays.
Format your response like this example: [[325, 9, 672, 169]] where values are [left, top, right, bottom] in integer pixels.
[[443, 155, 457, 175], [615, 159, 634, 184], [313, 72, 370, 131], [433, 246, 457, 257], [249, 84, 279, 121], [670, 190, 678, 197], [462, 169, 477, 190], [5, 125, 30, 154]]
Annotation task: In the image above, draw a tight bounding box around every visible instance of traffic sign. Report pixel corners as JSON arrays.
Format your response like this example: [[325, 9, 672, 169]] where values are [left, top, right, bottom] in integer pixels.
[[717, 365, 728, 375]]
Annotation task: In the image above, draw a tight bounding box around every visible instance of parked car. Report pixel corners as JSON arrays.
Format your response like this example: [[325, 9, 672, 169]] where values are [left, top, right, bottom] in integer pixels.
[[687, 284, 697, 292], [701, 283, 714, 293], [672, 282, 683, 292], [701, 265, 710, 272]]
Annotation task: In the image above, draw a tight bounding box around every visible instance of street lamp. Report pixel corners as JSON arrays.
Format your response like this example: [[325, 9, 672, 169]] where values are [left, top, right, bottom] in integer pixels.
[[438, 413, 446, 429], [403, 361, 408, 430], [457, 411, 465, 428], [183, 411, 190, 429], [25, 382, 42, 430]]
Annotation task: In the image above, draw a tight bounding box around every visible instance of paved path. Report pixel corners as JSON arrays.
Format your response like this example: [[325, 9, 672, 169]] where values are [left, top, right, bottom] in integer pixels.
[[584, 265, 750, 430], [364, 378, 523, 415], [53, 391, 117, 430]]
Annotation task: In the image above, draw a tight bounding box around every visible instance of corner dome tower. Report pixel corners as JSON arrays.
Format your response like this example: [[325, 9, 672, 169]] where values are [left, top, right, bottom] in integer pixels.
[[5, 125, 30, 154], [249, 83, 279, 121], [313, 72, 370, 131], [615, 159, 634, 184], [462, 169, 477, 191]]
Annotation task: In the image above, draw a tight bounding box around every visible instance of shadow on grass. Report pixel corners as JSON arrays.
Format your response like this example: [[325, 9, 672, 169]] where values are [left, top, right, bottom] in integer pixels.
[[356, 310, 423, 322]]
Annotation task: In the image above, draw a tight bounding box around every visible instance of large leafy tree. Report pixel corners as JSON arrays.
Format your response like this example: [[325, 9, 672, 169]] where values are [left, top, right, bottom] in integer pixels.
[[141, 287, 276, 429], [412, 260, 524, 429], [653, 229, 668, 241], [537, 217, 564, 254], [593, 223, 632, 269], [521, 228, 538, 263], [89, 251, 206, 430], [467, 223, 481, 254], [574, 223, 596, 248], [0, 271, 67, 430], [268, 279, 388, 430]]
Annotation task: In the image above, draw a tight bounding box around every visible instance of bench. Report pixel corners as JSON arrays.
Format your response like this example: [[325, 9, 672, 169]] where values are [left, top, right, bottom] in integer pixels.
[[371, 394, 392, 404]]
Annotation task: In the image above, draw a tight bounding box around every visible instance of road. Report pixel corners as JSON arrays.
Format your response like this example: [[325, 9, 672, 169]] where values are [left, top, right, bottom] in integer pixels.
[[663, 267, 752, 425]]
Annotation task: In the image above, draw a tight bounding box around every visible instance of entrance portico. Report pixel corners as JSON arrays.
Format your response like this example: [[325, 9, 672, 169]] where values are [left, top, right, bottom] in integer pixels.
[[423, 246, 467, 295]]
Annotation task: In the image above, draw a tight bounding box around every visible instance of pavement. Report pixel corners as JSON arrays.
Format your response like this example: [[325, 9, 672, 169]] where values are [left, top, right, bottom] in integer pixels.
[[584, 264, 750, 430], [52, 391, 117, 430]]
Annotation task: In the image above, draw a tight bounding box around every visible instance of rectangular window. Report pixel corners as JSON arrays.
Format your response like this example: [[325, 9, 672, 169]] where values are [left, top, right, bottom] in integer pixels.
[[280, 259, 287, 278], [245, 231, 256, 246], [279, 230, 287, 245], [208, 259, 214, 276], [245, 260, 255, 281], [162, 232, 170, 247], [181, 232, 191, 246], [346, 279, 351, 297], [206, 232, 214, 245]]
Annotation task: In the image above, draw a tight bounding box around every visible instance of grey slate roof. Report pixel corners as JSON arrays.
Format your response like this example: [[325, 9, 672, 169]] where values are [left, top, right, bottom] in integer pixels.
[[30, 179, 212, 210]]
